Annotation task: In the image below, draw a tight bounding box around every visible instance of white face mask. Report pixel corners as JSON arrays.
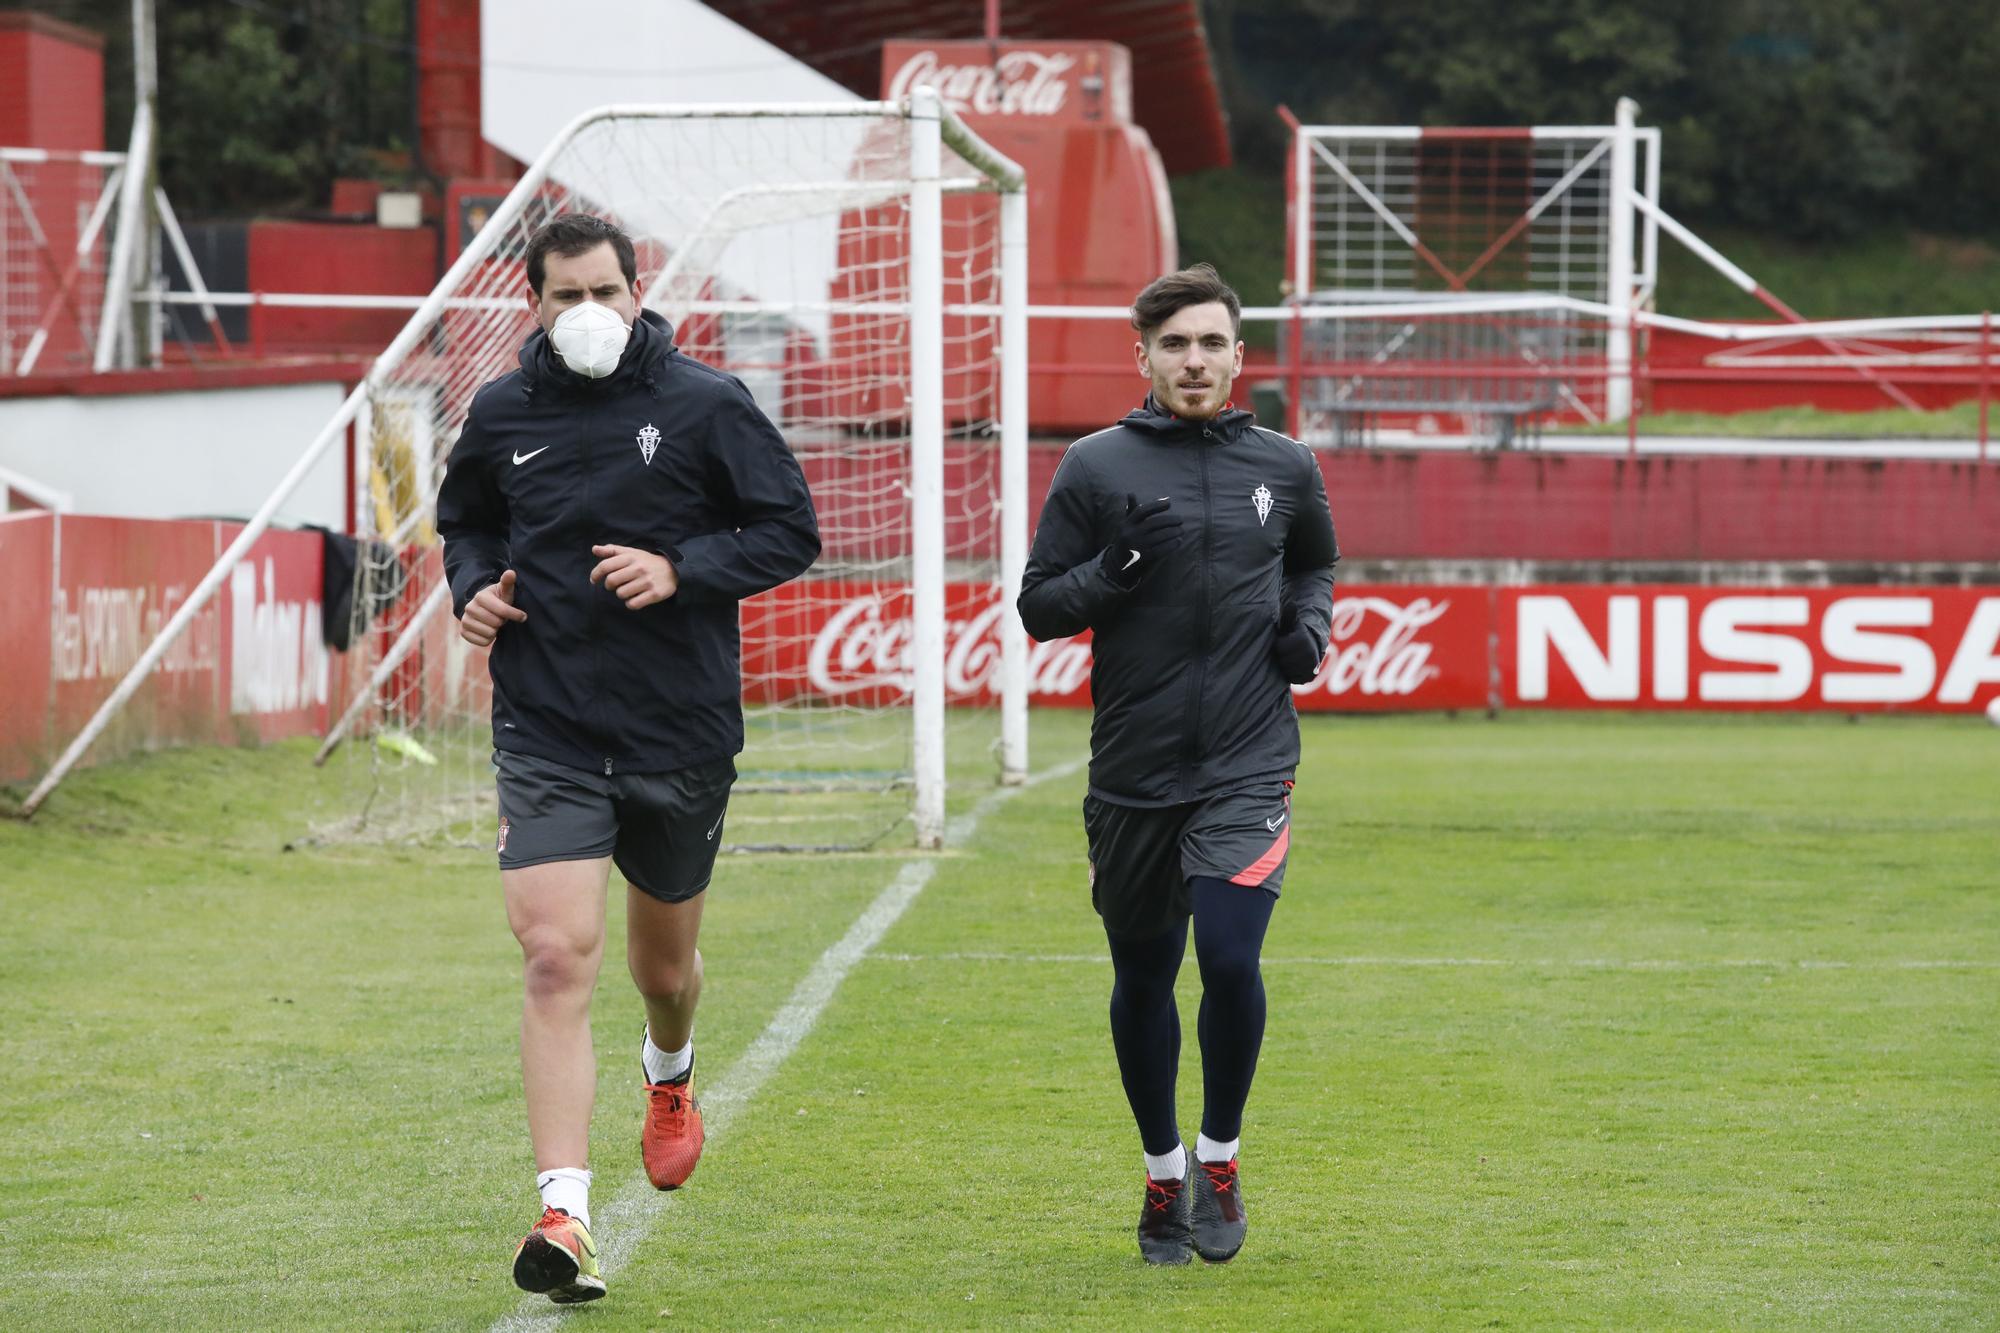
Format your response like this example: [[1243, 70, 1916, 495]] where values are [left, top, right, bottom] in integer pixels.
[[549, 301, 630, 379]]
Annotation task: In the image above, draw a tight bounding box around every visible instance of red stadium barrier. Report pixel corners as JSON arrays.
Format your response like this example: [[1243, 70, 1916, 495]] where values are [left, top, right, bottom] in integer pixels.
[[9, 519, 1997, 787], [0, 512, 57, 778], [0, 513, 334, 783], [743, 581, 2000, 716]]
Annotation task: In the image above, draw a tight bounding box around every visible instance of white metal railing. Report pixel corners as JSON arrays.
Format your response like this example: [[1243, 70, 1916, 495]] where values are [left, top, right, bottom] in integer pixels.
[[133, 287, 2000, 342]]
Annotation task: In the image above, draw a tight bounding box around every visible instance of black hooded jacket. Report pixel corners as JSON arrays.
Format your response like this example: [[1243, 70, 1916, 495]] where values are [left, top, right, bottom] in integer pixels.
[[437, 309, 820, 775], [1017, 398, 1338, 806]]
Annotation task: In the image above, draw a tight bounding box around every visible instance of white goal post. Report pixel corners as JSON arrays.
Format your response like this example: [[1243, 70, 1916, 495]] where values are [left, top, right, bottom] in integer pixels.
[[23, 90, 1029, 852]]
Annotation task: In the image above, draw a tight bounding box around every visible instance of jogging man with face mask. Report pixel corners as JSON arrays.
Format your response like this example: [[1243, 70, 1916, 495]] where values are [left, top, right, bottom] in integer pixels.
[[437, 213, 820, 1304], [1018, 263, 1338, 1266]]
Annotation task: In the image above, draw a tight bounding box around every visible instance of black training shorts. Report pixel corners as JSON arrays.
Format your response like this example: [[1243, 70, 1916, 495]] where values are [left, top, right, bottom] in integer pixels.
[[1082, 780, 1293, 939], [493, 750, 736, 902]]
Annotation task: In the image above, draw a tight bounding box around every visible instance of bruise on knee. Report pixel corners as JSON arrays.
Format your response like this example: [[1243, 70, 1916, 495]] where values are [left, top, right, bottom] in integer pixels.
[[519, 926, 599, 999]]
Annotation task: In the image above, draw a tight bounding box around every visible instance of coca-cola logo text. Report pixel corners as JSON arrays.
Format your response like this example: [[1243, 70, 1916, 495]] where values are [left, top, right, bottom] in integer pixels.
[[1298, 596, 1449, 697], [806, 595, 1092, 699], [887, 50, 1077, 118]]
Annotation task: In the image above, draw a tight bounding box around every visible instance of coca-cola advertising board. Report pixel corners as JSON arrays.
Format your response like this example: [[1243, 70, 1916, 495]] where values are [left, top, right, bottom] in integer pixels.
[[1296, 590, 1491, 711], [882, 41, 1131, 125], [744, 582, 1092, 708], [746, 582, 1491, 711]]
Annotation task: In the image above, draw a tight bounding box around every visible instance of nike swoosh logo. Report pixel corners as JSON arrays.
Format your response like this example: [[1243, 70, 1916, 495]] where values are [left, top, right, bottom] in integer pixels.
[[512, 446, 551, 465], [1266, 813, 1287, 831], [704, 810, 726, 841], [1121, 550, 1142, 571]]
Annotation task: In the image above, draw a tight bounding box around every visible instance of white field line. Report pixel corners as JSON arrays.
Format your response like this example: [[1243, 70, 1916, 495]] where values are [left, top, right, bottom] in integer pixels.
[[492, 756, 1086, 1331], [871, 952, 2000, 971]]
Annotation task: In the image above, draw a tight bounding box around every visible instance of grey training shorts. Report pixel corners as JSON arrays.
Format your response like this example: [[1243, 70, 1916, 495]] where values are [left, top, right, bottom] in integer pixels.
[[493, 750, 737, 902], [1082, 780, 1294, 939]]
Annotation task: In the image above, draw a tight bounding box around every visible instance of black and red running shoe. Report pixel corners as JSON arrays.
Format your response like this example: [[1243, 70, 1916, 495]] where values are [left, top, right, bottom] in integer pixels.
[[1136, 1156, 1194, 1265], [1189, 1156, 1247, 1262]]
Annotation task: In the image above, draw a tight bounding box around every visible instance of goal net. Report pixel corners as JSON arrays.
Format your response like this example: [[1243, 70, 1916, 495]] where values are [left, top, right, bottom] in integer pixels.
[[315, 95, 1027, 851], [0, 147, 122, 375], [1282, 108, 1659, 442]]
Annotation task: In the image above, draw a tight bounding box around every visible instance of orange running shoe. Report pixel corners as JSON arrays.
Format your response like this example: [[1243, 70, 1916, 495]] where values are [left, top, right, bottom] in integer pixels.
[[642, 1072, 704, 1190], [511, 1206, 604, 1303]]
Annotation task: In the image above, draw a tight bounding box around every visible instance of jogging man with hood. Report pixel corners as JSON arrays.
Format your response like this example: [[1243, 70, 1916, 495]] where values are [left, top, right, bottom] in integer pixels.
[[438, 213, 820, 1304], [1017, 263, 1338, 1266]]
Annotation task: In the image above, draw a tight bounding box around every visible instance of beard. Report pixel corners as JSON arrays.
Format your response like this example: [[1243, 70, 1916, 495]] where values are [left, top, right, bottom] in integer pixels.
[[1157, 374, 1230, 419]]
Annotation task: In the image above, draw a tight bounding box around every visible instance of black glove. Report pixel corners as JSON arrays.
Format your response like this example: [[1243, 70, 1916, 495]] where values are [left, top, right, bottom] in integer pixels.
[[1272, 600, 1326, 683], [1103, 493, 1185, 587]]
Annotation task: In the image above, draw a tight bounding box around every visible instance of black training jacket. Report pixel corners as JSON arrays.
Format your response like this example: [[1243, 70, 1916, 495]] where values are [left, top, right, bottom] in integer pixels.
[[437, 310, 820, 775], [1017, 398, 1338, 806]]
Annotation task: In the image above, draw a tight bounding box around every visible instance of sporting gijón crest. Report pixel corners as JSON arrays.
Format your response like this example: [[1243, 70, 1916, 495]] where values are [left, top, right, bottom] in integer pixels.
[[1252, 483, 1273, 526], [637, 423, 661, 465]]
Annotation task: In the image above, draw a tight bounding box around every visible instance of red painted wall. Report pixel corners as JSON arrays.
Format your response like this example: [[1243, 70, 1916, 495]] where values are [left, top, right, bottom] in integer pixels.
[[791, 441, 1996, 567], [0, 14, 105, 373], [0, 13, 104, 150], [246, 221, 438, 353], [1311, 450, 2000, 564]]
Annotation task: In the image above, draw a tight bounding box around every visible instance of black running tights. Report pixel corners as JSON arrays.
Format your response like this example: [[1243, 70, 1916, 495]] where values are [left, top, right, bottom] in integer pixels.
[[1107, 877, 1276, 1156]]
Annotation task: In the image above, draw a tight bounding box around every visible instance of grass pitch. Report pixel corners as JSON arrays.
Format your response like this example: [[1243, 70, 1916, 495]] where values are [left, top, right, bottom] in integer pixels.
[[3, 712, 1996, 1329]]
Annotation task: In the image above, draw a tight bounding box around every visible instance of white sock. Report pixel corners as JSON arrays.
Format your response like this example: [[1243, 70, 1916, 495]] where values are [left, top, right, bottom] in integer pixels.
[[1143, 1144, 1188, 1182], [1196, 1133, 1240, 1164], [642, 1029, 693, 1085], [536, 1167, 591, 1228]]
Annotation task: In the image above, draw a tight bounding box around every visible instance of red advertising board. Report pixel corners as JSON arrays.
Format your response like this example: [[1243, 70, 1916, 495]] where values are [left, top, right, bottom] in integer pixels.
[[49, 514, 226, 751], [1294, 588, 1491, 711], [221, 525, 335, 741], [744, 580, 1075, 708], [882, 41, 1131, 126], [874, 40, 1176, 432], [0, 512, 56, 777], [8, 527, 1998, 791], [0, 514, 332, 784], [742, 581, 1492, 711], [745, 580, 1999, 716], [1499, 586, 2000, 713]]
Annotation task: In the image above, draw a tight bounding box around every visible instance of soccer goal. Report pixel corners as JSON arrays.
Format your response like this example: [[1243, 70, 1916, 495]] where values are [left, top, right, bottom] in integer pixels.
[[24, 92, 1029, 851], [1280, 99, 1660, 441]]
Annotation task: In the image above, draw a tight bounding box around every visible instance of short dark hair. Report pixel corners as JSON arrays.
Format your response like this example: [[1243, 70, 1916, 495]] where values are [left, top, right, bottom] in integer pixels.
[[524, 213, 638, 296], [1131, 263, 1241, 343]]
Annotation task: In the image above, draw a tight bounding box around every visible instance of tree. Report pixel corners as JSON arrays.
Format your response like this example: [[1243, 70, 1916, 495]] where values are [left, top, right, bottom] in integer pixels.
[[37, 0, 412, 218], [1201, 0, 2000, 240]]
